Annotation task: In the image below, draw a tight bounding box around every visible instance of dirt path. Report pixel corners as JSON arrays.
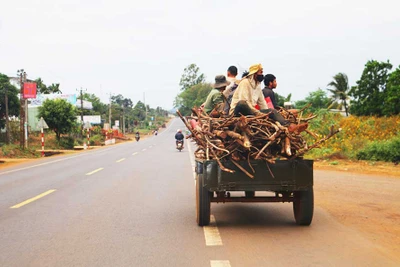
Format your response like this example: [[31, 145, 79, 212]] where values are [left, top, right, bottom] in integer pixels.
[[314, 169, 400, 262]]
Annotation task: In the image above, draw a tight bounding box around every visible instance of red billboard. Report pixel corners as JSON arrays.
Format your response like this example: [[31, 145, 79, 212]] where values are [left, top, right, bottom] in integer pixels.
[[23, 82, 37, 99]]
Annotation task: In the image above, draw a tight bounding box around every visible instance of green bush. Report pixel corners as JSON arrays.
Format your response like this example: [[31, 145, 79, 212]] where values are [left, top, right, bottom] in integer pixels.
[[356, 135, 400, 162], [59, 136, 75, 149], [90, 134, 104, 146]]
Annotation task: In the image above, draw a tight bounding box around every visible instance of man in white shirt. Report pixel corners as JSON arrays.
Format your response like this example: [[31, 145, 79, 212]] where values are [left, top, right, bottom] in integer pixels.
[[229, 63, 308, 133]]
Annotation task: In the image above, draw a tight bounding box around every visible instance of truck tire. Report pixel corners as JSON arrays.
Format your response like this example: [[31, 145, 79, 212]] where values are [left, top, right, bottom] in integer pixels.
[[293, 188, 314, 226], [196, 173, 211, 226]]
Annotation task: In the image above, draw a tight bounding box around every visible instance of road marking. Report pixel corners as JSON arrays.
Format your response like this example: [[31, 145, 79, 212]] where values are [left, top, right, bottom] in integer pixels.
[[210, 260, 231, 267], [142, 148, 147, 151], [10, 189, 56, 209], [0, 147, 114, 176], [132, 152, 138, 156], [204, 215, 223, 246], [116, 158, 126, 163], [149, 146, 153, 148], [86, 168, 104, 176]]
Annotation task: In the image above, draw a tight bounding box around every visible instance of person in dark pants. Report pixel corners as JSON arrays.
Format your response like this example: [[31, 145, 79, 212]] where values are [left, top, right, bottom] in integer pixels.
[[230, 64, 307, 133], [175, 129, 185, 147]]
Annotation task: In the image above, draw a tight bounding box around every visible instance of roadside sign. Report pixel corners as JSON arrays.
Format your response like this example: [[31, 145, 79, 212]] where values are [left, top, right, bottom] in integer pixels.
[[38, 117, 49, 129], [84, 121, 91, 129]]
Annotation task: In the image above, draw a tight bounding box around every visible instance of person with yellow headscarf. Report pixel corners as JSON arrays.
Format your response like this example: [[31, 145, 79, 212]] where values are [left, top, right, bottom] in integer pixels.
[[229, 63, 269, 116], [229, 63, 308, 133]]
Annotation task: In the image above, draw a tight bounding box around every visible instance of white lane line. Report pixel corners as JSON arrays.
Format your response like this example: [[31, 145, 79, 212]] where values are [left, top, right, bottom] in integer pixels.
[[132, 152, 138, 156], [149, 146, 153, 149], [204, 215, 223, 246], [0, 148, 114, 176], [86, 168, 104, 176], [10, 189, 56, 209], [210, 260, 231, 267], [116, 158, 126, 163], [142, 148, 147, 152]]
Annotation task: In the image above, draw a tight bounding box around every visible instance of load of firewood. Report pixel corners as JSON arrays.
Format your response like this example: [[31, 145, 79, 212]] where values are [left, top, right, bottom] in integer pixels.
[[177, 106, 341, 177]]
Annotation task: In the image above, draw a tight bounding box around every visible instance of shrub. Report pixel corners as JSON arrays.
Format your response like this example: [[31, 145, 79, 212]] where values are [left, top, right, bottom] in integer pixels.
[[356, 135, 400, 162], [89, 134, 104, 146], [58, 136, 75, 149]]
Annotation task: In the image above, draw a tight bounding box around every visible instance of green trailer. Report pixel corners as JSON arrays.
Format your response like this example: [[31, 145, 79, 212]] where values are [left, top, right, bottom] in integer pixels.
[[195, 159, 314, 226]]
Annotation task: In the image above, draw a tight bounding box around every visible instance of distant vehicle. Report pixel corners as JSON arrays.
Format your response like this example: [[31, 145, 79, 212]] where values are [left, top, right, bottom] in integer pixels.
[[176, 140, 184, 152], [135, 132, 140, 142]]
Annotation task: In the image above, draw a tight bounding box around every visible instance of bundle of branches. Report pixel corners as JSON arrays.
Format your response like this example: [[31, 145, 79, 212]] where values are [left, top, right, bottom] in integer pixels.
[[177, 106, 341, 177]]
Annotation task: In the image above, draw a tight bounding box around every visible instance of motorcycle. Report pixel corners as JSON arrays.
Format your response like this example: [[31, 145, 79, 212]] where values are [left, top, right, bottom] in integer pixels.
[[135, 135, 140, 142], [176, 140, 184, 152]]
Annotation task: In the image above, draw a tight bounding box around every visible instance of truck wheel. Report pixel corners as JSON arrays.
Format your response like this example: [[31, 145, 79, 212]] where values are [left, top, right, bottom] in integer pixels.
[[196, 173, 211, 226], [293, 188, 314, 226], [245, 191, 255, 198]]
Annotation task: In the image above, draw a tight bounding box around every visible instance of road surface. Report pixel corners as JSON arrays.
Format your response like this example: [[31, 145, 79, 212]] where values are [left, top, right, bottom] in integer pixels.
[[0, 118, 398, 266]]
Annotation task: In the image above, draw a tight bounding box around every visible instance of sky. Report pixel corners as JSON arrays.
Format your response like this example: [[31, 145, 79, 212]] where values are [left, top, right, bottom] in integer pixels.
[[1, 0, 399, 110]]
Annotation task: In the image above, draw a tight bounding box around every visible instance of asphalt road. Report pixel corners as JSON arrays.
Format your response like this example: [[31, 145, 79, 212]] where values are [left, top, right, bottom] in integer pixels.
[[0, 118, 398, 267]]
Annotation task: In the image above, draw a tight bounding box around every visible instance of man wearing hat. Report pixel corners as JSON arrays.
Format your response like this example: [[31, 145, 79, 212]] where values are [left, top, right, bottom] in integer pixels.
[[229, 63, 267, 116], [203, 75, 230, 115], [229, 64, 308, 133]]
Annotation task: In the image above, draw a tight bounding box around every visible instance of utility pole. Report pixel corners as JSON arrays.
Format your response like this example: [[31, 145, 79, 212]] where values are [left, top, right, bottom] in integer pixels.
[[108, 92, 112, 126], [17, 69, 26, 149], [4, 83, 10, 144], [143, 92, 147, 121], [76, 87, 87, 137]]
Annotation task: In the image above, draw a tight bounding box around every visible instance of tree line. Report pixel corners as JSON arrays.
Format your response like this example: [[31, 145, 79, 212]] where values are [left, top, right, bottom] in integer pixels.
[[0, 73, 169, 144], [174, 60, 400, 117]]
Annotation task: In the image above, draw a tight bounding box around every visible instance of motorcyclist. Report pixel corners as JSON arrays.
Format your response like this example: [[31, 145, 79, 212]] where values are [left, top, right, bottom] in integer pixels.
[[135, 131, 140, 141], [175, 129, 184, 147]]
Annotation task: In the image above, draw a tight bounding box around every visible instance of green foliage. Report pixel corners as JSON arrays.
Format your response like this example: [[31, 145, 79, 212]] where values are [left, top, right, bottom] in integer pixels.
[[295, 88, 330, 113], [0, 73, 20, 128], [58, 136, 75, 149], [81, 93, 108, 116], [349, 60, 392, 116], [179, 64, 206, 91], [89, 134, 104, 146], [175, 83, 212, 115], [327, 73, 350, 116], [35, 78, 62, 94], [356, 135, 400, 162], [383, 66, 400, 116], [275, 93, 292, 107], [38, 99, 77, 140]]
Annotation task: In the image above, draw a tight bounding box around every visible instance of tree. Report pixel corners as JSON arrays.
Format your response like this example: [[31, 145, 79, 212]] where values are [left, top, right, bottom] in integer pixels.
[[0, 74, 20, 127], [275, 93, 292, 107], [349, 60, 392, 116], [81, 92, 108, 116], [179, 64, 206, 91], [132, 101, 146, 121], [38, 99, 77, 141], [295, 88, 330, 113], [327, 73, 350, 116], [174, 83, 212, 115], [35, 78, 62, 94], [383, 66, 400, 116]]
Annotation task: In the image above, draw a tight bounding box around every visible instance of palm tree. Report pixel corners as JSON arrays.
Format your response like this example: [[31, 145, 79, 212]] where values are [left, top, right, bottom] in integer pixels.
[[327, 73, 350, 116]]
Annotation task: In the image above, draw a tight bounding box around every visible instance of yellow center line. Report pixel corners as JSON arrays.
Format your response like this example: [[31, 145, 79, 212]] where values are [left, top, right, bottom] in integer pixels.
[[116, 158, 126, 163], [204, 215, 223, 246], [86, 168, 104, 176], [210, 260, 231, 267], [132, 152, 138, 156], [10, 189, 56, 209]]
